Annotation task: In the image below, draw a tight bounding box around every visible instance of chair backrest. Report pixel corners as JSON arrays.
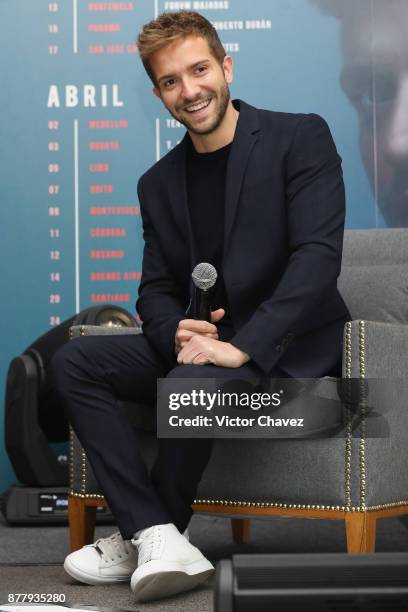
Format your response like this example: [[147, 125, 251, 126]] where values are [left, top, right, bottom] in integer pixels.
[[339, 229, 408, 324]]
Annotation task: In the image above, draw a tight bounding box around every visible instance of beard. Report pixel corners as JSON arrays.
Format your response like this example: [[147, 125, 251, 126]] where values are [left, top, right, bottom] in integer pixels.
[[168, 81, 231, 135]]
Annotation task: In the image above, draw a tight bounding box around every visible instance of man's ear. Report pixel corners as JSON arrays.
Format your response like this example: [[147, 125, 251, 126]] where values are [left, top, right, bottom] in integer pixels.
[[222, 55, 233, 84], [153, 86, 161, 99]]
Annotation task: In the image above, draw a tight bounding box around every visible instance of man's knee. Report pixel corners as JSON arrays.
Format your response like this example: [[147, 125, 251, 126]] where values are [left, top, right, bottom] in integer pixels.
[[166, 364, 211, 379], [50, 337, 98, 387], [166, 363, 254, 379]]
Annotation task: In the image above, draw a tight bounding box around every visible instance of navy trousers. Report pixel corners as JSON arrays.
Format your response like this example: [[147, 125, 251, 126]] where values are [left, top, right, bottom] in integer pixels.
[[51, 332, 270, 539]]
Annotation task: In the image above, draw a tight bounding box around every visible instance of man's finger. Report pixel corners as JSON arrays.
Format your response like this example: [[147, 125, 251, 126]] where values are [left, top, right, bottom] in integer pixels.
[[178, 319, 217, 333], [176, 329, 218, 342], [193, 353, 210, 365], [211, 308, 225, 323], [176, 329, 195, 343]]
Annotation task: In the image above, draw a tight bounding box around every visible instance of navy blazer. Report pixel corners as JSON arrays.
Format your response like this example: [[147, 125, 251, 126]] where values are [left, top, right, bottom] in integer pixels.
[[136, 99, 350, 377]]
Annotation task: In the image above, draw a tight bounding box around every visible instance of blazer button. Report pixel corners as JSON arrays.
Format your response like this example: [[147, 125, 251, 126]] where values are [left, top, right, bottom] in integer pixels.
[[276, 345, 281, 352]]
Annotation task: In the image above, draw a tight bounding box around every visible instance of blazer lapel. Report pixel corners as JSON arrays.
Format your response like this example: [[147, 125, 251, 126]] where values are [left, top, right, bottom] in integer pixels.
[[167, 133, 196, 269], [224, 100, 260, 259]]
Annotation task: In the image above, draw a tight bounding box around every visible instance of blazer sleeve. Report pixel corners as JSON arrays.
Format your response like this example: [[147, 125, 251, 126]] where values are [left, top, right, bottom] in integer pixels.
[[136, 177, 186, 366], [229, 114, 346, 374]]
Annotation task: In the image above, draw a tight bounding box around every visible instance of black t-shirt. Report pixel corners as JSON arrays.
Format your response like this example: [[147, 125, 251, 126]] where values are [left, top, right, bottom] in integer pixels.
[[186, 137, 233, 335]]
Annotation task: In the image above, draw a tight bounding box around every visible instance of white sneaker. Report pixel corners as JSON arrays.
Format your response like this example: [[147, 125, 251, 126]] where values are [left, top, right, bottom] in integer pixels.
[[130, 523, 214, 602], [63, 528, 190, 585], [64, 532, 138, 585]]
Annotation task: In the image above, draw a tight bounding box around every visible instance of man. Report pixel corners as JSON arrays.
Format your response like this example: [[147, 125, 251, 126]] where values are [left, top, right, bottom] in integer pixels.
[[53, 10, 349, 602], [313, 0, 408, 227]]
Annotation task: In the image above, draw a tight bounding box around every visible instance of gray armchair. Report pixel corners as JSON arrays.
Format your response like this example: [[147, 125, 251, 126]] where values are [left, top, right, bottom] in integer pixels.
[[68, 229, 408, 553]]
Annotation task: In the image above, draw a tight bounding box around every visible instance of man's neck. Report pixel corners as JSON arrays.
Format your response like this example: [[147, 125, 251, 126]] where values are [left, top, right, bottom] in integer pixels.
[[188, 101, 239, 153]]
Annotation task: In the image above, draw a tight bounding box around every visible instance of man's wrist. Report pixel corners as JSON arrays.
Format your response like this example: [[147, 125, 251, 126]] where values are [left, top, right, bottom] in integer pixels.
[[227, 342, 250, 365]]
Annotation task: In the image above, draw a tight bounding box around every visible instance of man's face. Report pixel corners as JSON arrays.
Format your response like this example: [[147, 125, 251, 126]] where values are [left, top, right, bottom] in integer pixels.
[[149, 35, 232, 136], [340, 2, 408, 227]]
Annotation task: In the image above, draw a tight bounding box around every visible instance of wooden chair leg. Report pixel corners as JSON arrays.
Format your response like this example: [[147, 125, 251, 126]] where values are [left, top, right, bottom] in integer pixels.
[[231, 518, 251, 544], [345, 512, 376, 553], [68, 496, 97, 552]]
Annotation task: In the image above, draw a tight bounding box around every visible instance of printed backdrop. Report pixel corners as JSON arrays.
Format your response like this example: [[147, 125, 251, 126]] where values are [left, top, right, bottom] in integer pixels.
[[1, 0, 405, 489]]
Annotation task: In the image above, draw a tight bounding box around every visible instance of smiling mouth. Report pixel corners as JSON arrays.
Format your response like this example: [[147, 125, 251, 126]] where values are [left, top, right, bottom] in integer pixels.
[[184, 98, 211, 114]]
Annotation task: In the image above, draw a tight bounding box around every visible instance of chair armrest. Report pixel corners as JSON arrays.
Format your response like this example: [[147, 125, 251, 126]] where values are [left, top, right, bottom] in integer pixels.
[[69, 324, 142, 339], [343, 320, 408, 378], [342, 320, 408, 507], [68, 323, 152, 497]]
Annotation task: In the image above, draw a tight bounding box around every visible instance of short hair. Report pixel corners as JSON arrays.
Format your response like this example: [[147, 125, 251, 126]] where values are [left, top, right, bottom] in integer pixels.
[[137, 11, 226, 86]]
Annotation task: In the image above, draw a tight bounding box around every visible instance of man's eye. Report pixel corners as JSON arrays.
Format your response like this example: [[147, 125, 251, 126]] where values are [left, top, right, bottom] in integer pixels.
[[341, 67, 397, 109], [360, 90, 375, 108], [164, 79, 176, 88], [195, 66, 207, 74], [372, 75, 397, 105], [359, 82, 396, 109]]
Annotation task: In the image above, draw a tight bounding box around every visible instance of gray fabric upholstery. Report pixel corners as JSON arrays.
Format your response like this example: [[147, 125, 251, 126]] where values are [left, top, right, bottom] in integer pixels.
[[339, 229, 408, 324], [338, 266, 408, 323], [197, 438, 348, 506], [342, 229, 408, 265], [344, 321, 408, 507], [69, 228, 408, 513]]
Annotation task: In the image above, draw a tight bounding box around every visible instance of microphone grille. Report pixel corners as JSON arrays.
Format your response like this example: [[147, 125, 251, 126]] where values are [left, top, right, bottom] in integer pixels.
[[192, 262, 217, 290]]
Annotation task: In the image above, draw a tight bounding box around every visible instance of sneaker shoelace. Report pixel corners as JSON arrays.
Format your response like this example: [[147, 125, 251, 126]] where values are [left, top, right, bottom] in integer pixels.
[[132, 526, 164, 565], [93, 532, 129, 562]]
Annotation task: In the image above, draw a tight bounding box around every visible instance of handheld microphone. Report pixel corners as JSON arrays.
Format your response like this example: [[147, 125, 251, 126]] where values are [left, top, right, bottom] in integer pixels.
[[191, 262, 217, 322]]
